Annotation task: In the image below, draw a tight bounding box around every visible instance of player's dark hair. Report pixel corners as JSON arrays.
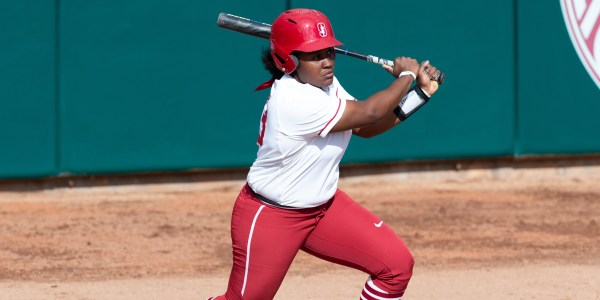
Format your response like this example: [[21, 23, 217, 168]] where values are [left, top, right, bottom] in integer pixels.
[[261, 48, 285, 80]]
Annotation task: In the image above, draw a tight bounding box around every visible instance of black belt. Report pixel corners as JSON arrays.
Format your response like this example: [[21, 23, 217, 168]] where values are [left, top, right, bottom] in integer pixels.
[[249, 186, 296, 209]]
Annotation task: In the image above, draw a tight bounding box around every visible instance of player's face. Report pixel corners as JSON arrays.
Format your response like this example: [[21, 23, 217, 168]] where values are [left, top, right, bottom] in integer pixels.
[[295, 47, 336, 88]]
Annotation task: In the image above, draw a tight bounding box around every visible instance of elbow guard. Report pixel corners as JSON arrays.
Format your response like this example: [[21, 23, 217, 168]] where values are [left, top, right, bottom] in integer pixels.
[[393, 85, 431, 121]]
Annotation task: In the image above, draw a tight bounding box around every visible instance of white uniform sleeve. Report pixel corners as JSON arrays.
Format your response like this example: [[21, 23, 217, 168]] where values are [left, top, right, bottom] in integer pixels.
[[334, 77, 355, 102], [318, 77, 354, 137], [280, 85, 346, 138]]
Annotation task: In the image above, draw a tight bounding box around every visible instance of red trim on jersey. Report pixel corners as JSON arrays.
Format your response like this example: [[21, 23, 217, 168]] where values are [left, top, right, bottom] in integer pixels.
[[318, 90, 342, 136]]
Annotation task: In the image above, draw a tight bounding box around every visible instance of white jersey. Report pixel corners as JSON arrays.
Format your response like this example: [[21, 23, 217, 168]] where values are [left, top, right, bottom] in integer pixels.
[[247, 74, 354, 208]]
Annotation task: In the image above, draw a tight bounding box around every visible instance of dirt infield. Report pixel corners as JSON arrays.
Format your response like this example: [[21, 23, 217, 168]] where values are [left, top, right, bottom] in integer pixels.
[[1, 164, 600, 299]]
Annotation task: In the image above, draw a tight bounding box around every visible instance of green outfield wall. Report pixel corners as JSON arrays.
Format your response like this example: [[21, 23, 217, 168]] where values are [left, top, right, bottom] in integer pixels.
[[1, 0, 599, 179]]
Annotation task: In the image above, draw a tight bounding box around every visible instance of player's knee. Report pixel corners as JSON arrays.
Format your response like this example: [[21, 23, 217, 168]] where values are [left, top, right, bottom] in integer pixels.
[[362, 250, 414, 299], [392, 248, 415, 281], [380, 246, 415, 290]]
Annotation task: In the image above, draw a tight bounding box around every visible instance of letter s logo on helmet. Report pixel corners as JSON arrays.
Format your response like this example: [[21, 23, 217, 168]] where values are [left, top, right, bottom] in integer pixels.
[[317, 23, 328, 37], [270, 8, 343, 74]]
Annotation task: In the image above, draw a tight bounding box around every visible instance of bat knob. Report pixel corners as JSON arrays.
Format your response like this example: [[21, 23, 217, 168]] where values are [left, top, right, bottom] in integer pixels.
[[424, 66, 444, 85], [436, 72, 445, 85]]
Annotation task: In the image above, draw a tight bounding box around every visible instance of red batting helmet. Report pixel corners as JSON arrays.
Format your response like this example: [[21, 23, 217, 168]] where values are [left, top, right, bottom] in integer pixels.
[[270, 8, 343, 74]]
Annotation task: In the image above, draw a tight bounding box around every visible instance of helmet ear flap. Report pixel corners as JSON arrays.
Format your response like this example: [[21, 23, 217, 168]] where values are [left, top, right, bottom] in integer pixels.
[[290, 54, 299, 70], [272, 50, 299, 74], [271, 51, 285, 71]]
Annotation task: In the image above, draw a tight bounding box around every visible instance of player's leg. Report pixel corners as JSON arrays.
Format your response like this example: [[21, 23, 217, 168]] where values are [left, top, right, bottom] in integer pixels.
[[302, 189, 414, 299], [209, 185, 321, 300]]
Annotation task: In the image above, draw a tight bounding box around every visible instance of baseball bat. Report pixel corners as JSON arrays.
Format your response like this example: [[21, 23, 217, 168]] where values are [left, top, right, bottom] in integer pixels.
[[216, 12, 445, 84]]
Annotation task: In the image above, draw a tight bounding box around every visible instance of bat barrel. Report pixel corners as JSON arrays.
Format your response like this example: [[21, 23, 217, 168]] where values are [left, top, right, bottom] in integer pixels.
[[217, 13, 272, 39]]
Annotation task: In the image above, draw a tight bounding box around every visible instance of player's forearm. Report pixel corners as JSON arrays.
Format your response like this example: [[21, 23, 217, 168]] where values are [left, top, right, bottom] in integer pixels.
[[353, 85, 432, 138], [361, 76, 414, 122]]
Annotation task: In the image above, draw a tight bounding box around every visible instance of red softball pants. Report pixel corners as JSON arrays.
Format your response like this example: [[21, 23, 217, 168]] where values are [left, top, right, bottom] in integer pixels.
[[210, 184, 414, 300]]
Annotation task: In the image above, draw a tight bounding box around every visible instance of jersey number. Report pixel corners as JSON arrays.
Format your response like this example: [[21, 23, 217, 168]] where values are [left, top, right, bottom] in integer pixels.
[[257, 99, 269, 146]]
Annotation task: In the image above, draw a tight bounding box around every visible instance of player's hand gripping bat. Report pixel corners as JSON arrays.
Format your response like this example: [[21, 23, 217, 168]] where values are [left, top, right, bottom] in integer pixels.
[[216, 12, 445, 84]]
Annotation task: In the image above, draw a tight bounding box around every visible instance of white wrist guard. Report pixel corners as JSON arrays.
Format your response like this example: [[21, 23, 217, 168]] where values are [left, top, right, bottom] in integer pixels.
[[398, 71, 417, 81], [394, 85, 431, 121]]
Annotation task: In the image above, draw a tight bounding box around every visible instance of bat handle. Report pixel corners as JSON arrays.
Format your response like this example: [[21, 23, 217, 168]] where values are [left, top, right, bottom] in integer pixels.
[[366, 55, 394, 67], [366, 55, 445, 84]]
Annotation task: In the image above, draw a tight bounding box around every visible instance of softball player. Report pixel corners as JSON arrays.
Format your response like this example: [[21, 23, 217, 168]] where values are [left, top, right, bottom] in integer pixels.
[[209, 8, 441, 300]]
